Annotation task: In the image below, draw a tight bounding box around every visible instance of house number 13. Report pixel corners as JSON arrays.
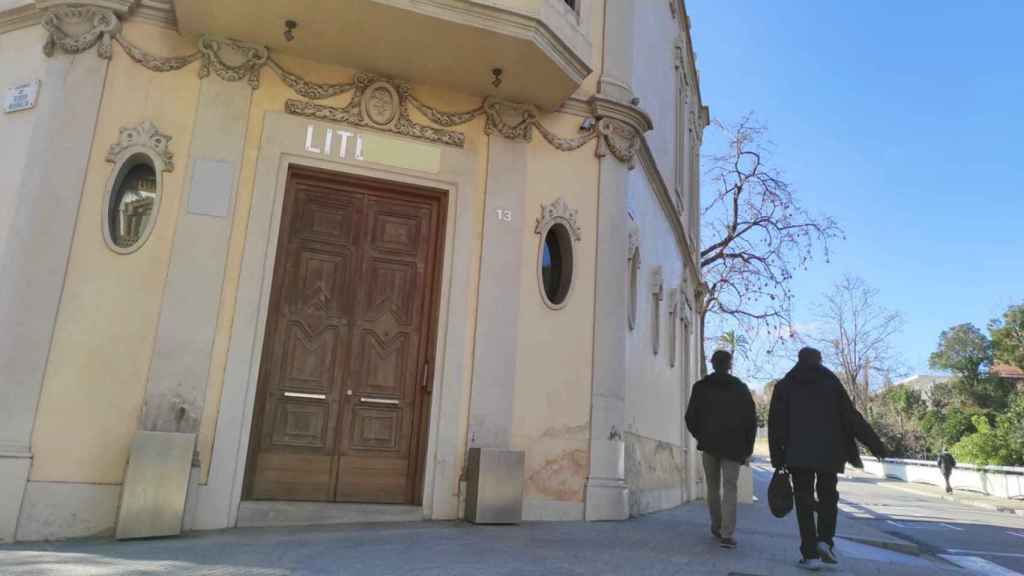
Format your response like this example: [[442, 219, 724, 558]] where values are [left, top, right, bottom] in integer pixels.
[[495, 209, 512, 222]]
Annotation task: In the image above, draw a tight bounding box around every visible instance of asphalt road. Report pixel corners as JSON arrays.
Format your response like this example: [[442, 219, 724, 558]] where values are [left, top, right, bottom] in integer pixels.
[[752, 461, 1024, 575]]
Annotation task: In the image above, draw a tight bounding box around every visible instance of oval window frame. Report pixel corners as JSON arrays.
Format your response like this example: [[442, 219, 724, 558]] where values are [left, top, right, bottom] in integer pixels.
[[537, 221, 576, 310], [103, 151, 164, 255]]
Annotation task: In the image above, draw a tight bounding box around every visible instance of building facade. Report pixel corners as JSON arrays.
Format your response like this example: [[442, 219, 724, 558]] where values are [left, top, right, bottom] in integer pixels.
[[0, 0, 708, 542]]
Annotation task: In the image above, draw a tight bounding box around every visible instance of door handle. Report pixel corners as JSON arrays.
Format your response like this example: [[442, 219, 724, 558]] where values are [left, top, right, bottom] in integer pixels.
[[360, 397, 399, 405], [421, 360, 432, 393]]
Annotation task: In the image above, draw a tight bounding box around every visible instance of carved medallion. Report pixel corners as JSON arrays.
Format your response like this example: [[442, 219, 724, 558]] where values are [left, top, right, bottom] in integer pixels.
[[362, 82, 400, 127]]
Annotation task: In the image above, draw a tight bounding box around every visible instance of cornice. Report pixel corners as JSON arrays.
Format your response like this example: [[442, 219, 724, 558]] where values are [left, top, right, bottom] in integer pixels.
[[130, 0, 176, 29], [35, 0, 137, 14], [589, 95, 653, 135], [0, 2, 40, 34], [557, 96, 593, 118]]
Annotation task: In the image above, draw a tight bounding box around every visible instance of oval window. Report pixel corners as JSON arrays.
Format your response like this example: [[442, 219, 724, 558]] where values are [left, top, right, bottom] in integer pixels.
[[540, 222, 574, 308], [105, 155, 159, 253]]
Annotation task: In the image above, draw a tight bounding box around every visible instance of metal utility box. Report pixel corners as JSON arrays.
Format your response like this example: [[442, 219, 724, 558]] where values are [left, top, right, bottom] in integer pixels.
[[464, 448, 524, 524]]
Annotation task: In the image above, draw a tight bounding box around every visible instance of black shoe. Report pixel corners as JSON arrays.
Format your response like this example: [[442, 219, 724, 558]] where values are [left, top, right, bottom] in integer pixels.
[[711, 529, 722, 540], [719, 537, 737, 549], [798, 558, 822, 571]]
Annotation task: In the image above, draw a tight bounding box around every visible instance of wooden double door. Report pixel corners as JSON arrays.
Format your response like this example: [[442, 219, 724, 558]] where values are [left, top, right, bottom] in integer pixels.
[[245, 166, 445, 504]]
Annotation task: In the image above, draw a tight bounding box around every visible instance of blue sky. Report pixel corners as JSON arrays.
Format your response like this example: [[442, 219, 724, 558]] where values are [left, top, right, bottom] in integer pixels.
[[687, 1, 1024, 384]]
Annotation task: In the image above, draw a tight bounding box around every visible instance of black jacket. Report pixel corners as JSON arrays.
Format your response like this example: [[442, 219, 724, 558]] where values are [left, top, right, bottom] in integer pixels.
[[768, 362, 887, 473], [938, 453, 956, 474], [685, 371, 757, 464]]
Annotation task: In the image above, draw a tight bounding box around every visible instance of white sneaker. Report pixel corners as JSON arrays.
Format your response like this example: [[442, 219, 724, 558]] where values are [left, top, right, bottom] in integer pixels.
[[798, 558, 823, 571], [816, 541, 838, 564]]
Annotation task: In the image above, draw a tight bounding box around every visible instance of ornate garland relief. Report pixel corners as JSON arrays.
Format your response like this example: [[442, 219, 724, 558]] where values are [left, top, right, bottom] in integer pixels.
[[596, 117, 641, 169], [42, 5, 120, 59], [45, 17, 647, 162], [285, 73, 469, 148], [534, 197, 582, 241], [198, 36, 269, 89]]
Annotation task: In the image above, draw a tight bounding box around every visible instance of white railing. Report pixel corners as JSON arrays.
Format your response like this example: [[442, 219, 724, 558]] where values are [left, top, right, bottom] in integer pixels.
[[861, 456, 1024, 500]]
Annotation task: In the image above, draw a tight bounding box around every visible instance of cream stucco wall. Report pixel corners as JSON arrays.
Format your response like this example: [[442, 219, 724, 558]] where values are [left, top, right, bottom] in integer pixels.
[[631, 0, 680, 190], [512, 112, 598, 519], [28, 22, 201, 484], [0, 25, 47, 254], [624, 171, 686, 446]]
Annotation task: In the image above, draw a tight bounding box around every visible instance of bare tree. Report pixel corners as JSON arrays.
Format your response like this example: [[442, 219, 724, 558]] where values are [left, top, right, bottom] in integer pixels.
[[700, 115, 842, 358], [812, 275, 905, 408]]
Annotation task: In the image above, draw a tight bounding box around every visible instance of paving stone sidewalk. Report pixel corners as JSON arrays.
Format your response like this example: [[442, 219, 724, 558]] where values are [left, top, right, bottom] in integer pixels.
[[0, 495, 966, 576]]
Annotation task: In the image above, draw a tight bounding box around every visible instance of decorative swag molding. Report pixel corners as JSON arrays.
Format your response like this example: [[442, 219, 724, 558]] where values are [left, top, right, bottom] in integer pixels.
[[34, 2, 706, 271], [39, 4, 658, 161]]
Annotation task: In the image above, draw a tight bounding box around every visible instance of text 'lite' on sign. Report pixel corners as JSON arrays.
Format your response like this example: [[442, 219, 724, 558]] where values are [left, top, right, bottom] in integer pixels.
[[305, 125, 365, 160]]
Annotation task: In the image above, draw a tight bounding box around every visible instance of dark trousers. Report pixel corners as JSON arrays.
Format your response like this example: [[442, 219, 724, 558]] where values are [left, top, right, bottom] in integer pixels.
[[942, 471, 953, 493], [790, 468, 839, 559]]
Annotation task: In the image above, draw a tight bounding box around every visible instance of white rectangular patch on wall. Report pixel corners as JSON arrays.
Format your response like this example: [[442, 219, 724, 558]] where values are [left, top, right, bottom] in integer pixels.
[[4, 80, 40, 113], [187, 158, 235, 218]]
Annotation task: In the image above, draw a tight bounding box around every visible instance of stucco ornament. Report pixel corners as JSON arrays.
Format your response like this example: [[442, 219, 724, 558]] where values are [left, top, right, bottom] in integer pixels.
[[42, 5, 121, 59], [115, 35, 200, 73], [483, 99, 537, 142], [267, 58, 355, 100], [106, 120, 174, 172], [596, 117, 640, 168], [362, 81, 400, 128], [285, 73, 468, 147], [97, 31, 651, 163], [198, 36, 269, 89], [534, 197, 581, 242]]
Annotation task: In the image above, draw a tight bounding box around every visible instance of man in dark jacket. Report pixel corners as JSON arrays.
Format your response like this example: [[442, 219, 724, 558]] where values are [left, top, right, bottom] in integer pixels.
[[938, 450, 956, 493], [768, 347, 887, 571], [686, 350, 757, 550]]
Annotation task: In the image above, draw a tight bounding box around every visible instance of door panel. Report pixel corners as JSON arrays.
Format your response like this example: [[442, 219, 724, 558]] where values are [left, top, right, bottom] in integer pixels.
[[246, 166, 444, 505]]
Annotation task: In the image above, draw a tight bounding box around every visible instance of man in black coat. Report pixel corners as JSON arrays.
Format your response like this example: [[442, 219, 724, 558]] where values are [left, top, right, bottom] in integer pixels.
[[686, 350, 757, 549], [938, 450, 957, 494], [768, 347, 887, 570]]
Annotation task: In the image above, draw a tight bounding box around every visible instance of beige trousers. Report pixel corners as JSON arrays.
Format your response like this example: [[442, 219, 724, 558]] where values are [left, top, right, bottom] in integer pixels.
[[702, 451, 741, 538]]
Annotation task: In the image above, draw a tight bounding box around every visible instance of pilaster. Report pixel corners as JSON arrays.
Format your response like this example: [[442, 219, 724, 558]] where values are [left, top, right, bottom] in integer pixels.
[[142, 41, 258, 436], [0, 2, 114, 541], [466, 135, 529, 450]]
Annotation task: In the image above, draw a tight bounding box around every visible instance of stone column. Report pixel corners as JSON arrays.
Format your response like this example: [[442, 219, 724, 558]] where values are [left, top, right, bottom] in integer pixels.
[[583, 0, 649, 521], [0, 3, 125, 542]]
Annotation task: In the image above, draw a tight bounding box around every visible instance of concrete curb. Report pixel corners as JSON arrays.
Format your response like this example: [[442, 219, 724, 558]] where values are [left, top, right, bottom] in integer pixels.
[[837, 534, 920, 556], [879, 481, 1024, 517]]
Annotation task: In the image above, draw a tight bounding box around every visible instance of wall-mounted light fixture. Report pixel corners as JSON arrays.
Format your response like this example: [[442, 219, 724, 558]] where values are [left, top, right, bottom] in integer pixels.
[[284, 20, 298, 42]]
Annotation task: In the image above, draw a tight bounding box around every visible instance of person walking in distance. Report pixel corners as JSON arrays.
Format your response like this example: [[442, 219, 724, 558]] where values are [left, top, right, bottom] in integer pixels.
[[768, 347, 888, 571], [938, 450, 957, 494], [685, 350, 757, 550]]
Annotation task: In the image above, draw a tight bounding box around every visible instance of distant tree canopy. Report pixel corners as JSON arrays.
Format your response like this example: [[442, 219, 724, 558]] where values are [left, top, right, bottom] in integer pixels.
[[990, 303, 1024, 370], [869, 303, 1024, 466]]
